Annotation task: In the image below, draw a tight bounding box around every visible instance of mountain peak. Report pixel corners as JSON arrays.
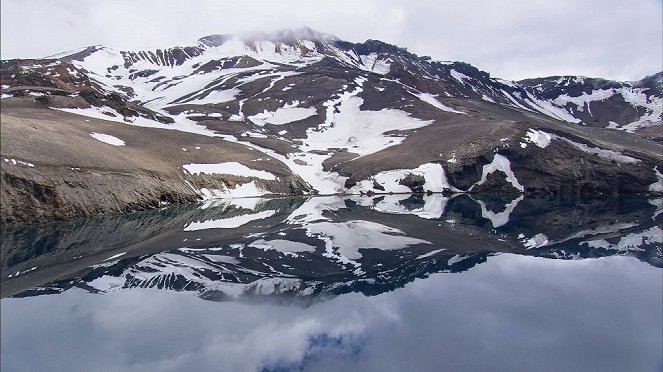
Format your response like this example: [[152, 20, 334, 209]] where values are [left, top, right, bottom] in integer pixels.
[[198, 27, 337, 48]]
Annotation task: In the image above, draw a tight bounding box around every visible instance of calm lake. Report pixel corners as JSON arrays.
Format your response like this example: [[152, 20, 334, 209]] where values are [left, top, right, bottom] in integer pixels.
[[1, 194, 662, 372]]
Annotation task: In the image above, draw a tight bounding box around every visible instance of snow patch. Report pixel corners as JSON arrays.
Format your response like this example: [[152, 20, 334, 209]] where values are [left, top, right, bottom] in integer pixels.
[[6, 266, 37, 279], [476, 195, 523, 228], [369, 193, 450, 220], [57, 106, 220, 137], [448, 254, 468, 266], [194, 181, 271, 200], [450, 70, 471, 85], [359, 53, 391, 75], [521, 233, 550, 249], [183, 88, 239, 105], [525, 96, 581, 123], [583, 226, 662, 252], [88, 275, 126, 291], [90, 132, 125, 146], [416, 249, 446, 260], [3, 158, 35, 167], [415, 93, 465, 114], [501, 89, 534, 112], [304, 96, 432, 156], [248, 239, 316, 254], [352, 163, 458, 194], [104, 252, 127, 261], [552, 89, 615, 111], [471, 154, 524, 192], [523, 129, 552, 148], [649, 166, 663, 193], [649, 198, 663, 219], [184, 209, 276, 231], [286, 196, 348, 224], [248, 106, 317, 126], [307, 220, 432, 260], [183, 162, 276, 180], [482, 94, 495, 103]]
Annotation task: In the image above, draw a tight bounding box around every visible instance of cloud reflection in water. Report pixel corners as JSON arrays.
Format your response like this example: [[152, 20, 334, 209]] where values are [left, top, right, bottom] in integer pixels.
[[1, 254, 661, 372]]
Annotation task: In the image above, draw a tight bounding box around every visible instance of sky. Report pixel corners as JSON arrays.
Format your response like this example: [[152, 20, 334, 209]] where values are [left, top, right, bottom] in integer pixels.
[[1, 0, 661, 81]]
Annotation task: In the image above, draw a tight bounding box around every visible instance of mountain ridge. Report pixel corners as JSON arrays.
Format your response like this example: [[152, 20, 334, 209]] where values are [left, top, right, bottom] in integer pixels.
[[3, 28, 660, 131], [1, 28, 661, 224]]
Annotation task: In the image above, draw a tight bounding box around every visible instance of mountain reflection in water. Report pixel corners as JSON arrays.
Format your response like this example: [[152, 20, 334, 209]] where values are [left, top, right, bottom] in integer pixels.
[[1, 194, 662, 371], [1, 194, 661, 301]]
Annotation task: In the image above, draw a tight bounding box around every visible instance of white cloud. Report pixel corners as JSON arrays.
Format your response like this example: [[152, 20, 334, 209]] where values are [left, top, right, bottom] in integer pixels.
[[1, 0, 661, 80]]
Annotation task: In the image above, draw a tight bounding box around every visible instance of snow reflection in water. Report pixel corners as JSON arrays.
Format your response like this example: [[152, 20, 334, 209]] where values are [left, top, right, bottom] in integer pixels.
[[1, 194, 661, 371]]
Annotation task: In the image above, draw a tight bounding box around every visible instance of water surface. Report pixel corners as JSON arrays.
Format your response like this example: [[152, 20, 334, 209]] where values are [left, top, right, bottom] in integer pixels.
[[1, 194, 661, 371]]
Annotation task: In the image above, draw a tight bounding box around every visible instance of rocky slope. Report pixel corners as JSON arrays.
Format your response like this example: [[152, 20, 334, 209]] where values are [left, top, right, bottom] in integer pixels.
[[1, 27, 661, 224]]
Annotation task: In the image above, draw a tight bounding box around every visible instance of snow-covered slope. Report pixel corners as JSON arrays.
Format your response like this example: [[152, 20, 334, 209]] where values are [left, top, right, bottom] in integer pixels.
[[1, 28, 661, 224], [519, 73, 662, 132]]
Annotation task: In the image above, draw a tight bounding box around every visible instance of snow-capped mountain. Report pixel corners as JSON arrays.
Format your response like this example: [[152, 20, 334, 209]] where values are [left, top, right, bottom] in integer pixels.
[[1, 28, 661, 224], [6, 28, 660, 132]]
